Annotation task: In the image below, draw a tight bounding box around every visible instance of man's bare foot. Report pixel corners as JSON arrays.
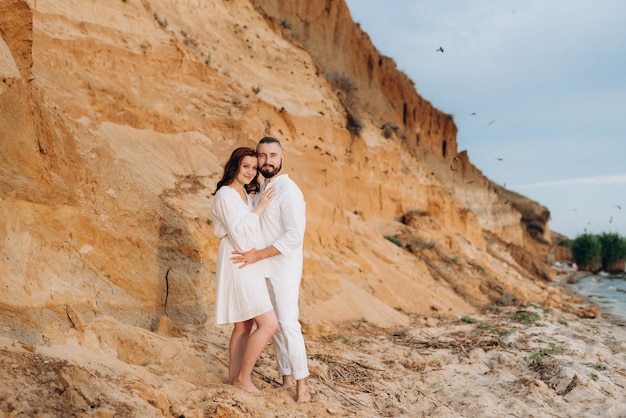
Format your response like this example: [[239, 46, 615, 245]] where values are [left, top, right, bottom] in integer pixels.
[[296, 379, 310, 403], [276, 375, 292, 390], [233, 380, 263, 396], [296, 390, 311, 403]]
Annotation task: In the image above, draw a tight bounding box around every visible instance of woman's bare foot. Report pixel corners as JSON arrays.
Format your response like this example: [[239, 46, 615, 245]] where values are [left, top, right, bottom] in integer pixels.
[[233, 380, 263, 396]]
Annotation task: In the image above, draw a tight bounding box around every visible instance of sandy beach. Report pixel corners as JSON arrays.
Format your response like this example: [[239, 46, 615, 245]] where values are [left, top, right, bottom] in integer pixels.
[[1, 273, 625, 417]]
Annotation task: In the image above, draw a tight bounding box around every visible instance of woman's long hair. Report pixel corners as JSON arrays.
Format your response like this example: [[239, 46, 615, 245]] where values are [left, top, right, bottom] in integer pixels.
[[213, 147, 260, 195]]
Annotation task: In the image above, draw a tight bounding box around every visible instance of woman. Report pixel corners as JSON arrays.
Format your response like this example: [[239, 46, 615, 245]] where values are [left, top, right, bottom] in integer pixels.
[[211, 146, 277, 394]]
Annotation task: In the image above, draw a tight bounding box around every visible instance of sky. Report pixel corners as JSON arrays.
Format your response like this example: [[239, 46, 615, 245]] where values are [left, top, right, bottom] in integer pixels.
[[345, 0, 626, 239]]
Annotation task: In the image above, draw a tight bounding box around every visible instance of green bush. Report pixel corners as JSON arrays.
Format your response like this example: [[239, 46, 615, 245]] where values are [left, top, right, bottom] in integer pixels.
[[570, 233, 602, 272], [598, 232, 626, 273], [570, 232, 626, 273]]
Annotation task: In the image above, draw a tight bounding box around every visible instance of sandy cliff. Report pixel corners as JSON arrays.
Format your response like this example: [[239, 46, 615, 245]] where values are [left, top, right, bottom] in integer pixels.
[[3, 0, 611, 416]]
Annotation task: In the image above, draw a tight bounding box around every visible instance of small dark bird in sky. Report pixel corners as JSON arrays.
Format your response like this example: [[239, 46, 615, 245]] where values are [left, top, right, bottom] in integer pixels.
[[436, 46, 444, 53], [496, 157, 504, 161], [487, 120, 496, 126], [615, 204, 622, 210], [470, 112, 476, 115]]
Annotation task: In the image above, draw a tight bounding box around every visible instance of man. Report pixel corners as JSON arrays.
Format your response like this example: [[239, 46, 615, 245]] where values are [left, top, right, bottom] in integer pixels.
[[231, 136, 310, 402]]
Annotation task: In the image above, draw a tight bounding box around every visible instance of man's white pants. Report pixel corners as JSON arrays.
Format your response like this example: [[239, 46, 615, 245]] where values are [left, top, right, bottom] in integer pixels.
[[266, 276, 309, 381]]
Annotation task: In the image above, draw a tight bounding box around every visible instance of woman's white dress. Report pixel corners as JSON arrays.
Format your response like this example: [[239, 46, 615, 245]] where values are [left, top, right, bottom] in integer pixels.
[[211, 186, 273, 324]]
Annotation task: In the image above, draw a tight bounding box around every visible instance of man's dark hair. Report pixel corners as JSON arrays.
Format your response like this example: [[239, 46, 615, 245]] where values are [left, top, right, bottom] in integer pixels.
[[258, 136, 282, 149]]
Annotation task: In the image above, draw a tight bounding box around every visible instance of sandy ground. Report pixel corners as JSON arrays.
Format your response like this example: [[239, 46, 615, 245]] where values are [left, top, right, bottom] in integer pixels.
[[1, 274, 625, 417]]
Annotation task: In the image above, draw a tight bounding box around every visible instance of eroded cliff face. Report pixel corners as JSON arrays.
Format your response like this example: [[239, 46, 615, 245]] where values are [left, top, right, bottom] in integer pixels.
[[250, 0, 558, 247], [0, 0, 562, 350]]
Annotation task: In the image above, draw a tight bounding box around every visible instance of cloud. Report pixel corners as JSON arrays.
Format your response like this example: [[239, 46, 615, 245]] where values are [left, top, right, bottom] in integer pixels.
[[514, 175, 626, 189]]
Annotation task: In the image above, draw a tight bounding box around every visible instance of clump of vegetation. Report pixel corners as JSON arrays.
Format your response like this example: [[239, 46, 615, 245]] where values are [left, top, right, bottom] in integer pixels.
[[325, 334, 351, 344], [467, 320, 515, 349], [529, 342, 564, 366], [599, 232, 626, 272], [496, 293, 517, 306], [568, 232, 626, 273], [484, 305, 501, 313], [352, 318, 368, 329], [279, 18, 292, 30], [252, 85, 262, 95], [480, 323, 511, 337], [346, 112, 363, 137], [406, 238, 436, 252], [153, 12, 168, 28], [181, 31, 198, 47], [460, 315, 478, 324], [570, 233, 602, 272], [400, 209, 430, 226], [384, 235, 403, 248], [324, 71, 362, 136], [590, 363, 606, 371], [381, 121, 399, 139], [512, 311, 541, 325], [467, 261, 486, 273]]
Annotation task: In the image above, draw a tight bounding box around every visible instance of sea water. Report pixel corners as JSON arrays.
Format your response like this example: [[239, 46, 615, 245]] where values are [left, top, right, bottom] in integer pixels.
[[571, 272, 626, 320]]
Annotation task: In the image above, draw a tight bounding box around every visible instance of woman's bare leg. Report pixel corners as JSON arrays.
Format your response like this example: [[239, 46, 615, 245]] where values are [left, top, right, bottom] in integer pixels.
[[229, 320, 253, 384], [233, 310, 278, 393]]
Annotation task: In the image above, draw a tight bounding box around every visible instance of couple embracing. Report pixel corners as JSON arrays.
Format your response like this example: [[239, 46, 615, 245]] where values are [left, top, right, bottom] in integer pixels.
[[210, 136, 310, 402]]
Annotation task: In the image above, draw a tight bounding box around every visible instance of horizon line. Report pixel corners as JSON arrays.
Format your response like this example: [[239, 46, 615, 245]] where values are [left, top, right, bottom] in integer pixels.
[[512, 174, 626, 189]]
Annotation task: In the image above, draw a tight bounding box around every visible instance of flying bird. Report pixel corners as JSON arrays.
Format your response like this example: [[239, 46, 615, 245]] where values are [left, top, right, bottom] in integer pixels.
[[470, 112, 476, 115], [436, 46, 444, 53], [615, 204, 622, 210], [487, 120, 496, 126], [496, 157, 504, 161]]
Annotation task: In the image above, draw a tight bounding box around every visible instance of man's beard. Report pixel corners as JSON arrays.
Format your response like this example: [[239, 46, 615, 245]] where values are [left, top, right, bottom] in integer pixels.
[[260, 162, 282, 179]]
